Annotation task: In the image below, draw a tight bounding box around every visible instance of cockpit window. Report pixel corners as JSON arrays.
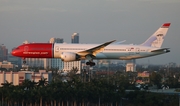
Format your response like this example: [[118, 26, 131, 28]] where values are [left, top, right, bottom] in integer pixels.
[[15, 47, 19, 50]]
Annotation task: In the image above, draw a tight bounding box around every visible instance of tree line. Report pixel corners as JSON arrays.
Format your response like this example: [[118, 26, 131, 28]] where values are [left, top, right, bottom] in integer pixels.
[[0, 73, 179, 106]]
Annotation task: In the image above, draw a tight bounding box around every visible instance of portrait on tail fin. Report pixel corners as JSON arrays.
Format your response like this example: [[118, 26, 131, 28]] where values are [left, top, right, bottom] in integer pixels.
[[141, 23, 170, 48], [151, 33, 164, 48]]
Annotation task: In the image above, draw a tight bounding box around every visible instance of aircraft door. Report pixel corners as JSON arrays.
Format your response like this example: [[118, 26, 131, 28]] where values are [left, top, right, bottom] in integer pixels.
[[126, 48, 130, 56], [126, 48, 135, 56], [54, 45, 60, 58], [136, 48, 140, 54]]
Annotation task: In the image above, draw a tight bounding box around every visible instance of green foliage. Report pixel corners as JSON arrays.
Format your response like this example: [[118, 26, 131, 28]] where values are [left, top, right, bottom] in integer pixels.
[[150, 72, 162, 88], [0, 72, 179, 106], [125, 91, 178, 106]]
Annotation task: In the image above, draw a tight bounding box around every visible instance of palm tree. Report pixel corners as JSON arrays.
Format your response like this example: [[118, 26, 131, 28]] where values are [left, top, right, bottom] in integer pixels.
[[37, 78, 48, 87], [20, 79, 37, 105], [68, 67, 79, 79], [36, 78, 48, 106], [9, 85, 23, 106], [21, 79, 37, 90], [1, 80, 13, 87], [0, 80, 13, 106]]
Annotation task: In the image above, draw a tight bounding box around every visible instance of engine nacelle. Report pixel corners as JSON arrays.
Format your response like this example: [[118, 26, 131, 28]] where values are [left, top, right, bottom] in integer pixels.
[[60, 52, 80, 62]]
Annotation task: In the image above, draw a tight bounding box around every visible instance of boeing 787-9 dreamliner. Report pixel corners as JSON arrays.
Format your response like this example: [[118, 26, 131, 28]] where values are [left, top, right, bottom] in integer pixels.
[[12, 23, 171, 66]]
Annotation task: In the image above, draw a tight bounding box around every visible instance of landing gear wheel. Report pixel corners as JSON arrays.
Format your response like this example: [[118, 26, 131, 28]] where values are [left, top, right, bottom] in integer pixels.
[[86, 62, 95, 66], [23, 60, 26, 64], [86, 62, 90, 65], [90, 62, 95, 66]]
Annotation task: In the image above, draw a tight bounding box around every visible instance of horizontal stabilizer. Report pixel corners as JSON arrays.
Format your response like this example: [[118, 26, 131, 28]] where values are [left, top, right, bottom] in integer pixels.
[[151, 48, 170, 52]]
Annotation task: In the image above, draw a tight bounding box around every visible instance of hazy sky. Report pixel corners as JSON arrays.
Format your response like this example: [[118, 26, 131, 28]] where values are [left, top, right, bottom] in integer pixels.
[[0, 0, 180, 65]]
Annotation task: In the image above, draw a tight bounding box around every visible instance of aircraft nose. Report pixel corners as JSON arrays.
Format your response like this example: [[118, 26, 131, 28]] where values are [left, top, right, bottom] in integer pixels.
[[11, 50, 17, 56], [11, 51, 15, 56]]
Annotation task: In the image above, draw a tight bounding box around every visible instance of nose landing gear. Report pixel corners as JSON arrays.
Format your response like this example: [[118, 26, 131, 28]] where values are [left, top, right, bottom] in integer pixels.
[[23, 60, 26, 64], [22, 57, 26, 65]]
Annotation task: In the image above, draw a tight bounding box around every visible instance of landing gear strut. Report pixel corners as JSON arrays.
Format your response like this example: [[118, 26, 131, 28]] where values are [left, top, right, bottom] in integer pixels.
[[86, 61, 96, 67], [22, 58, 26, 64]]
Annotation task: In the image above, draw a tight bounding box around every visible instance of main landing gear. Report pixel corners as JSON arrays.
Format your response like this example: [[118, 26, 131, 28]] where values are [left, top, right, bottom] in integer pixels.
[[86, 61, 96, 67], [85, 55, 96, 67]]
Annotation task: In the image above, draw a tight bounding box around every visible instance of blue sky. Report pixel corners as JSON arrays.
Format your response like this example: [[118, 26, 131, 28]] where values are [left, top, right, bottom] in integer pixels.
[[0, 0, 180, 64]]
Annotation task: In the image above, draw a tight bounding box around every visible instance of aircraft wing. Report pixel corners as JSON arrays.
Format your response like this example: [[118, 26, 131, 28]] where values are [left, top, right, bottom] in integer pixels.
[[151, 48, 170, 52], [77, 40, 116, 57]]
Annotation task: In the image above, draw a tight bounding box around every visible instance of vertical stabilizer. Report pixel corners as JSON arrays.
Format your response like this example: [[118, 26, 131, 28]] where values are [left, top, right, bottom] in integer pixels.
[[141, 23, 171, 48]]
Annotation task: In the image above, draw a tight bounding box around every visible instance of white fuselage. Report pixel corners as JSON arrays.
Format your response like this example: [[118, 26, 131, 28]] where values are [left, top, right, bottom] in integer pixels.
[[53, 43, 167, 60], [11, 22, 171, 66]]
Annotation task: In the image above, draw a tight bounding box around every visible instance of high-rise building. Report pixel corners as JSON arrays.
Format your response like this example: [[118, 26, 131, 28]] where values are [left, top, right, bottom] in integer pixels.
[[97, 60, 110, 68], [71, 33, 79, 43], [55, 38, 64, 43], [0, 61, 14, 70], [49, 38, 64, 70], [126, 60, 136, 72], [0, 44, 8, 62], [8, 53, 21, 68], [25, 58, 46, 67], [49, 38, 64, 44], [0, 70, 52, 86], [63, 33, 81, 73], [63, 61, 81, 73]]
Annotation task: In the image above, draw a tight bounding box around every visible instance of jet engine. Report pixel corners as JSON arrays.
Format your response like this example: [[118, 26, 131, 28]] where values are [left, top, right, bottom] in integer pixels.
[[60, 52, 80, 62]]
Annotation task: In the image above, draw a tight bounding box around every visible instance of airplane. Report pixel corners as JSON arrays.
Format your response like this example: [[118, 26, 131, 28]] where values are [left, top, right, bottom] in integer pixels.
[[11, 23, 171, 66]]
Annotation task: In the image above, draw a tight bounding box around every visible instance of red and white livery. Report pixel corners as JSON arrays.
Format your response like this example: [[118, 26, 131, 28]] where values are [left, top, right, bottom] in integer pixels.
[[12, 23, 171, 66]]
